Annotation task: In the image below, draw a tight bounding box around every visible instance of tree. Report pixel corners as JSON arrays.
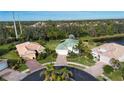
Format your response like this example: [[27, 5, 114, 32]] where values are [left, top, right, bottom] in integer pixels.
[[40, 64, 73, 81], [78, 40, 92, 57], [110, 58, 121, 70], [103, 65, 114, 74]]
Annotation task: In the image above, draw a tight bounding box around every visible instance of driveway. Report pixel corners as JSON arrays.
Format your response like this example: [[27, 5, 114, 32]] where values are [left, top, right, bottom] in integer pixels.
[[55, 55, 67, 66], [84, 62, 106, 77], [26, 59, 42, 72]]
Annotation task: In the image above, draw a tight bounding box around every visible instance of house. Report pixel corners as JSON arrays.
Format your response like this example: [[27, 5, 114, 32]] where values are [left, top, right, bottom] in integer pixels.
[[16, 42, 45, 60], [56, 38, 79, 55], [91, 43, 124, 65], [0, 59, 8, 71]]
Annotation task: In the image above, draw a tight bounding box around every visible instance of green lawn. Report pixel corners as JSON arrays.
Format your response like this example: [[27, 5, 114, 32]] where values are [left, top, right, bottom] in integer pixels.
[[103, 63, 124, 81], [67, 56, 95, 66], [45, 40, 61, 50], [38, 54, 56, 64], [18, 64, 28, 72], [105, 70, 123, 81], [1, 50, 20, 60], [0, 44, 12, 56], [0, 44, 11, 49]]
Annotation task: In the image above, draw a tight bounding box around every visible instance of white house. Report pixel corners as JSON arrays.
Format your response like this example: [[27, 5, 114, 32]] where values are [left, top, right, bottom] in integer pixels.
[[56, 38, 79, 55], [91, 43, 124, 65]]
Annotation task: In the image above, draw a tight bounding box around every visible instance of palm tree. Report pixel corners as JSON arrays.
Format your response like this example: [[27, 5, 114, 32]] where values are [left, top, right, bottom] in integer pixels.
[[110, 58, 120, 70], [40, 64, 73, 81], [61, 67, 73, 80], [19, 21, 23, 35], [12, 12, 18, 39]]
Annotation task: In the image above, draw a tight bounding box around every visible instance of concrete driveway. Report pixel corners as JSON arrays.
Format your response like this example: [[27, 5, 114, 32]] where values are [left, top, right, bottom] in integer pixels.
[[84, 62, 106, 77], [55, 55, 67, 66]]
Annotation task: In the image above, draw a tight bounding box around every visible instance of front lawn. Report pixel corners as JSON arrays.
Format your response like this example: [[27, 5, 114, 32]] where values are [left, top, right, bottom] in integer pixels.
[[105, 70, 123, 81], [45, 40, 61, 50], [67, 55, 95, 66], [38, 54, 56, 64], [0, 44, 12, 56], [1, 50, 20, 60]]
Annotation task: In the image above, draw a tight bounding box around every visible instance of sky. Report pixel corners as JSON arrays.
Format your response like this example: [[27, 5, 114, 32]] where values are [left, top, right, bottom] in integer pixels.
[[1, 11, 124, 21]]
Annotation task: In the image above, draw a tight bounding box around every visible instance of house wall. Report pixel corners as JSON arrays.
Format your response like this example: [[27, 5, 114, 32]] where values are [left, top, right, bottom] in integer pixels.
[[68, 46, 79, 54], [99, 55, 111, 64], [91, 51, 99, 61], [91, 51, 111, 64], [118, 54, 124, 62], [22, 53, 36, 60], [56, 50, 68, 55], [68, 47, 73, 51]]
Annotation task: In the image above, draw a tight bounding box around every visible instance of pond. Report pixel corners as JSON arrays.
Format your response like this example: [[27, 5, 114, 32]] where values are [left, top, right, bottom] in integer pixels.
[[22, 66, 97, 81], [101, 39, 124, 45], [111, 39, 124, 45]]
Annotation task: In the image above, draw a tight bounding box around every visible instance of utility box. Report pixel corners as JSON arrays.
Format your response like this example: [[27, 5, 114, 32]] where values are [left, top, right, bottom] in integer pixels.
[[0, 59, 8, 71]]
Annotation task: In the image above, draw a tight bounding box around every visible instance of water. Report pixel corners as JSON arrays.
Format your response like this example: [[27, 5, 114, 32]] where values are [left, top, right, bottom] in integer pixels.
[[108, 39, 124, 45], [22, 66, 97, 81]]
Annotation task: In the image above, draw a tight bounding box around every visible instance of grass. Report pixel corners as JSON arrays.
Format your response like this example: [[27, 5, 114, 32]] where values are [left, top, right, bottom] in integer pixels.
[[0, 44, 12, 56], [1, 50, 20, 60], [103, 63, 124, 81], [105, 70, 123, 81], [97, 76, 106, 81], [0, 44, 11, 49], [38, 54, 56, 64], [18, 64, 28, 72], [67, 56, 95, 66], [45, 40, 60, 50]]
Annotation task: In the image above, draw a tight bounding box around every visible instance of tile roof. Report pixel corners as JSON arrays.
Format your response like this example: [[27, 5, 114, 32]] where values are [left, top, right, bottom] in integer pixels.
[[92, 43, 124, 59], [16, 42, 45, 60]]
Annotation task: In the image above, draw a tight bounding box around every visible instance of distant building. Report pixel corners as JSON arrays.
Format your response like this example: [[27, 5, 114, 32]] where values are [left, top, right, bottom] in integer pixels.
[[56, 38, 79, 55], [92, 43, 124, 65], [16, 42, 45, 60]]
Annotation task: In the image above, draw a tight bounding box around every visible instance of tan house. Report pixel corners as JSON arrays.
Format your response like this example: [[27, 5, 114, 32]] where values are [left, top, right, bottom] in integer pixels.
[[92, 43, 124, 65], [16, 42, 45, 60]]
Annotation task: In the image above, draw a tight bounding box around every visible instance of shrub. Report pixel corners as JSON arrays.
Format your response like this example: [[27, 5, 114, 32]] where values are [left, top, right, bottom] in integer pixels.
[[103, 65, 114, 74], [8, 58, 25, 70], [68, 51, 78, 58]]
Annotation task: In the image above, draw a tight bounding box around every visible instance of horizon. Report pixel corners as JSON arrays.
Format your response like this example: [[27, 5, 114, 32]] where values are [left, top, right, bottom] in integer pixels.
[[1, 11, 124, 21]]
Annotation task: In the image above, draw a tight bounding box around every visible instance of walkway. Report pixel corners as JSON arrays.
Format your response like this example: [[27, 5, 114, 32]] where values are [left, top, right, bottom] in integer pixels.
[[0, 68, 27, 81], [26, 59, 42, 72], [84, 62, 106, 77], [55, 55, 67, 66]]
